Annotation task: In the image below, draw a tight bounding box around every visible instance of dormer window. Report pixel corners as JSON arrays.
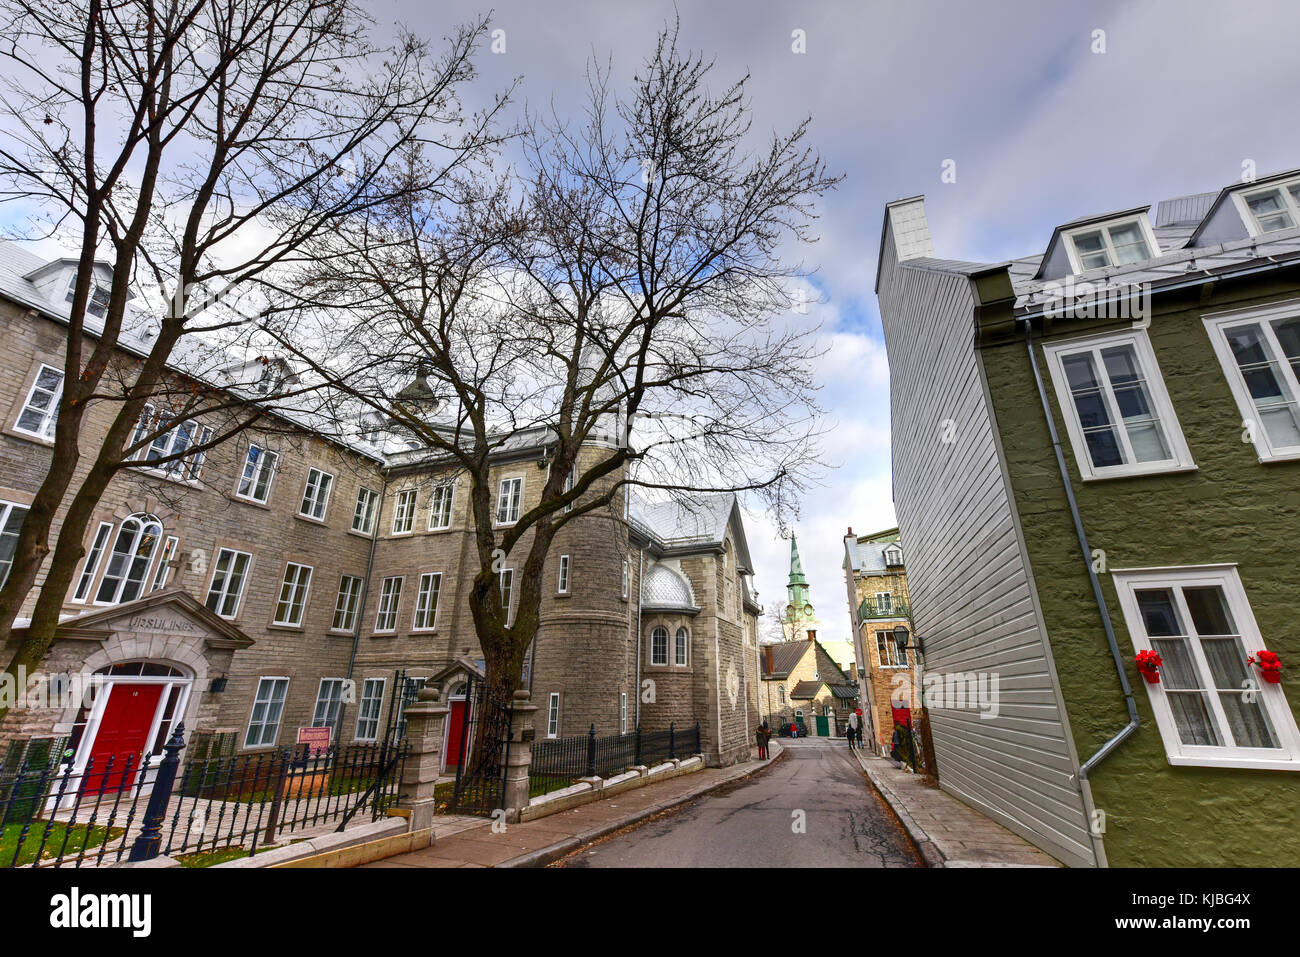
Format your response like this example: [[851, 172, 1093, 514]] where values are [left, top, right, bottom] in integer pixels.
[[883, 544, 903, 567], [1064, 218, 1156, 272], [66, 279, 110, 319], [1237, 179, 1300, 235]]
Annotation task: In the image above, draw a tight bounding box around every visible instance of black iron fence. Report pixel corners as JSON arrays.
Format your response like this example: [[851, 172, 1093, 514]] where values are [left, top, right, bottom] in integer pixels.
[[448, 674, 513, 816], [529, 722, 701, 799], [0, 725, 407, 868]]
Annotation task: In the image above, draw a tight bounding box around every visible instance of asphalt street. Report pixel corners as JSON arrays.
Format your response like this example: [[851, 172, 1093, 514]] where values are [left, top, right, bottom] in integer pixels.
[[556, 738, 923, 867]]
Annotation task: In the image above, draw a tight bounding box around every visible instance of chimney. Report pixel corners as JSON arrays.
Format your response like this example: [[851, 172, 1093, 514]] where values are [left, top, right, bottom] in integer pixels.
[[885, 196, 934, 263], [850, 662, 858, 682], [764, 645, 774, 675], [846, 526, 853, 536]]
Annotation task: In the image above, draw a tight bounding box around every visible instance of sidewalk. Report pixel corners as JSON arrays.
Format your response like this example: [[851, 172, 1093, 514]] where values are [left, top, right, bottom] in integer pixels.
[[852, 750, 1060, 867], [361, 742, 785, 868]]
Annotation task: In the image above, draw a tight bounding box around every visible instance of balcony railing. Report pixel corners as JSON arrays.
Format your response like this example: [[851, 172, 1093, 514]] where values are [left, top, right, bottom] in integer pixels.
[[858, 596, 909, 620]]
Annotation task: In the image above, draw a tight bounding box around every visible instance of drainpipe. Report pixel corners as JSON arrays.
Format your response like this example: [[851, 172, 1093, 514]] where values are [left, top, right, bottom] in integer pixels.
[[335, 472, 389, 747], [1023, 318, 1137, 859], [635, 547, 644, 729]]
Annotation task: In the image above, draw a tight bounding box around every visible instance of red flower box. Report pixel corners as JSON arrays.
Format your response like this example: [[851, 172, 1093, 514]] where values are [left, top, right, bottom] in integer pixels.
[[1248, 650, 1282, 684]]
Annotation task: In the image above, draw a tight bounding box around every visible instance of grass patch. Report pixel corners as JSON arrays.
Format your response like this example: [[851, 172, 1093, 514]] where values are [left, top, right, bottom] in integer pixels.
[[1, 820, 123, 867]]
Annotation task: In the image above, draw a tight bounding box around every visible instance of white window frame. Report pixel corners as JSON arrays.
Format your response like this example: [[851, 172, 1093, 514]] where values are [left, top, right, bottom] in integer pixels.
[[245, 677, 289, 749], [876, 629, 909, 669], [428, 482, 454, 530], [93, 514, 164, 606], [299, 467, 334, 521], [13, 363, 64, 440], [620, 692, 628, 734], [273, 561, 313, 627], [72, 521, 113, 602], [1231, 177, 1300, 237], [206, 547, 252, 619], [355, 677, 386, 742], [311, 678, 347, 730], [500, 568, 513, 624], [352, 486, 379, 535], [0, 500, 29, 589], [557, 555, 570, 595], [149, 535, 179, 592], [235, 444, 278, 504], [622, 559, 630, 599], [66, 276, 110, 319], [1062, 216, 1161, 273], [331, 574, 364, 633], [374, 575, 403, 633], [1112, 563, 1300, 771], [547, 692, 559, 738], [495, 476, 523, 526], [875, 591, 893, 614], [129, 405, 213, 482], [1203, 300, 1300, 462], [650, 626, 668, 666], [1043, 328, 1196, 481], [413, 572, 442, 631], [391, 488, 417, 535], [675, 626, 689, 666]]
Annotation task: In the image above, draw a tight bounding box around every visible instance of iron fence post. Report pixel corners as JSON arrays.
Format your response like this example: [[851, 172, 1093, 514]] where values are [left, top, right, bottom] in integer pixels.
[[585, 724, 597, 778], [634, 725, 642, 766], [669, 722, 676, 760], [127, 724, 186, 862]]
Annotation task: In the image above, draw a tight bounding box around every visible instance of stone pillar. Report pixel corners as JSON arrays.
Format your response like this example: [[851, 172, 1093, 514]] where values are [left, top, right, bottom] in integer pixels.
[[501, 689, 538, 823], [397, 686, 449, 830]]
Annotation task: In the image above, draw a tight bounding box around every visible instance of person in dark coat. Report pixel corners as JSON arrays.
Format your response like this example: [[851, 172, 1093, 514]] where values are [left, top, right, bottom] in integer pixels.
[[756, 722, 770, 759]]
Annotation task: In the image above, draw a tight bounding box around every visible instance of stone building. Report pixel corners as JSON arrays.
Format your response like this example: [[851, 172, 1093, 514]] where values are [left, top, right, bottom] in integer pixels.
[[757, 637, 856, 735], [0, 240, 762, 786], [841, 526, 913, 751]]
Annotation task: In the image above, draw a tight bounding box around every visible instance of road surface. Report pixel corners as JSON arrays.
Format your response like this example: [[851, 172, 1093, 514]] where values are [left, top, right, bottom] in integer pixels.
[[555, 738, 922, 868]]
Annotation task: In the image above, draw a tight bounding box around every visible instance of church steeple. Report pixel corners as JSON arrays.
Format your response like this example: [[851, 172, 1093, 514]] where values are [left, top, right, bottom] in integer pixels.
[[784, 533, 815, 638]]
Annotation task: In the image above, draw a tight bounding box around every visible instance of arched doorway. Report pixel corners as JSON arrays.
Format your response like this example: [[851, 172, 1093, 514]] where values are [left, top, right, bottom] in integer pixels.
[[69, 661, 192, 793]]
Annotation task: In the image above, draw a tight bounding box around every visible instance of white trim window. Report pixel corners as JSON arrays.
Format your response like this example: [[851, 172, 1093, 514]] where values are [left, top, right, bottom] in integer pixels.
[[413, 572, 442, 630], [1203, 302, 1300, 461], [129, 406, 213, 481], [875, 591, 893, 614], [428, 483, 454, 530], [1043, 329, 1195, 480], [496, 477, 522, 525], [14, 363, 64, 439], [374, 576, 403, 632], [557, 554, 570, 594], [1234, 177, 1300, 235], [352, 486, 379, 535], [149, 535, 179, 592], [675, 626, 689, 666], [547, 692, 560, 738], [563, 463, 576, 513], [620, 692, 628, 734], [1063, 216, 1159, 272], [311, 678, 347, 731], [236, 444, 278, 504], [206, 548, 252, 619], [245, 677, 289, 748], [0, 500, 29, 589], [391, 488, 417, 534], [273, 562, 313, 626], [67, 279, 111, 319], [1113, 565, 1300, 770], [499, 568, 513, 624], [622, 559, 630, 599], [355, 678, 386, 742], [876, 629, 909, 668], [332, 574, 364, 632], [94, 513, 163, 605], [650, 626, 668, 666], [299, 468, 334, 521], [73, 521, 113, 602]]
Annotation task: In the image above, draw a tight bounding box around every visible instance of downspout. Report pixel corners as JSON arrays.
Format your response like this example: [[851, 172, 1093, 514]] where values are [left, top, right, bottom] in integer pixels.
[[1023, 318, 1138, 842], [336, 472, 389, 746], [635, 547, 644, 729]]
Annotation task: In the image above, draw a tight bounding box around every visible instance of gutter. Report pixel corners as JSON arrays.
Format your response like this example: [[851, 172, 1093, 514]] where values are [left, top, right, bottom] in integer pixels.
[[1022, 318, 1139, 783]]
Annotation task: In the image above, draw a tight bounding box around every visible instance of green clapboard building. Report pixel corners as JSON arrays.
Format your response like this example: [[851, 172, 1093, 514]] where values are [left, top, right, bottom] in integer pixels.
[[875, 169, 1300, 867]]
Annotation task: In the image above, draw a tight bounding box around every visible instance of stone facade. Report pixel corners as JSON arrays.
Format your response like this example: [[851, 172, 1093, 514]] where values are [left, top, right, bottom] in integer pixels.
[[758, 638, 856, 733], [0, 243, 760, 777]]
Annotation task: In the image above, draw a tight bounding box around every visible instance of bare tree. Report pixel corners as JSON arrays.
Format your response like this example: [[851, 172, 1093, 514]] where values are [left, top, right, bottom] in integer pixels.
[[0, 0, 508, 718], [280, 22, 839, 712]]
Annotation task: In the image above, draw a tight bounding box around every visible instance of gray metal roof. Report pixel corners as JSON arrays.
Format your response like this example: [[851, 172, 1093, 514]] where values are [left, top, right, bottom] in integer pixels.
[[639, 561, 699, 613]]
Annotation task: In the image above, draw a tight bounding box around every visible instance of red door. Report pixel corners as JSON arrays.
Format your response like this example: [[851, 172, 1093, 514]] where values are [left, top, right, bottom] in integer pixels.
[[444, 699, 469, 767], [85, 684, 165, 793]]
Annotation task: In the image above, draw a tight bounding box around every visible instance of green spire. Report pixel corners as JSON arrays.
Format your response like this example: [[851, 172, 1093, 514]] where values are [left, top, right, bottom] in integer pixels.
[[788, 533, 808, 586]]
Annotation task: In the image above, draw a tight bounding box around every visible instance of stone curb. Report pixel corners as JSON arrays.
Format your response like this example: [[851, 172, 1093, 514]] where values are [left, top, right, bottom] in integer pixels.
[[497, 743, 787, 868], [852, 751, 946, 868]]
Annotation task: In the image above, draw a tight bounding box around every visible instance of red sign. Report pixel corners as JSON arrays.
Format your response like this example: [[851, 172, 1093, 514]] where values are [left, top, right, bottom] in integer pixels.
[[296, 726, 332, 757], [891, 706, 912, 729]]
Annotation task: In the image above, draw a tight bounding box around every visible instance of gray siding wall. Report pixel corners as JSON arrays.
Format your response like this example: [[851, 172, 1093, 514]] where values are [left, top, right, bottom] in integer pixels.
[[877, 227, 1096, 868]]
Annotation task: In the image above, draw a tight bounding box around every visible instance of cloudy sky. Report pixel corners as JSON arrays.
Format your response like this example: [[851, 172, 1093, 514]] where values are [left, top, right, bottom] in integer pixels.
[[406, 0, 1300, 663], [13, 0, 1300, 664]]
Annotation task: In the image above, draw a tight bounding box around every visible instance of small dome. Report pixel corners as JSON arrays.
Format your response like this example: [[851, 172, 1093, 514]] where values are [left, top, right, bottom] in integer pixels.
[[640, 562, 699, 613]]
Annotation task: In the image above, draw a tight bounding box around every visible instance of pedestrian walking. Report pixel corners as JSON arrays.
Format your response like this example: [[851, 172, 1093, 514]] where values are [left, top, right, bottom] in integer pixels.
[[846, 710, 860, 750], [756, 721, 770, 759], [854, 708, 866, 749]]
